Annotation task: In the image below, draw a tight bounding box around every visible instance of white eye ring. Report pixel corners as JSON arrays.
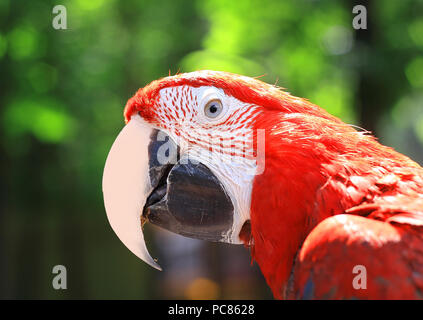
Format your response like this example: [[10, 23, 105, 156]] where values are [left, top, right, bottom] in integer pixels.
[[204, 99, 223, 119]]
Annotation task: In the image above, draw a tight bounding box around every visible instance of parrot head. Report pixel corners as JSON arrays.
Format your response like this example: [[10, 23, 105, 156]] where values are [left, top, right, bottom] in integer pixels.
[[103, 71, 273, 269], [102, 70, 358, 291]]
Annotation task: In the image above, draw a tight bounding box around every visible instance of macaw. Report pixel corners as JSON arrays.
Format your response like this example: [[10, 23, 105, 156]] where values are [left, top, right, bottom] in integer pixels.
[[102, 70, 423, 299]]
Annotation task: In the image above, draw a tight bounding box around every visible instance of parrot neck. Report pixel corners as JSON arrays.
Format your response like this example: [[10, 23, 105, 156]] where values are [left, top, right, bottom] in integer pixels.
[[248, 111, 417, 299]]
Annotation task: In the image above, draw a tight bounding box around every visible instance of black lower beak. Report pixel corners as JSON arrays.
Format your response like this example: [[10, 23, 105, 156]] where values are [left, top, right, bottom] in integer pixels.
[[143, 131, 234, 242]]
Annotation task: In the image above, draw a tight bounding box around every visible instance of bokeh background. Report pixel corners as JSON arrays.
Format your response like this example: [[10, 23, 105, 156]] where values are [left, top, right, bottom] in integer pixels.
[[1, 0, 423, 299]]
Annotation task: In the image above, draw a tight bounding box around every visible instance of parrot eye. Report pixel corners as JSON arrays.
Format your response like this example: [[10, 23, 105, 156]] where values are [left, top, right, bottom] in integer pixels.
[[204, 99, 223, 119]]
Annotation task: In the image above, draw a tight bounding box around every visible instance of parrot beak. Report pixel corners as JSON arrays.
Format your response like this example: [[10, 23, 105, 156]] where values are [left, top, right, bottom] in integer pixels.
[[102, 114, 164, 270], [102, 114, 235, 270]]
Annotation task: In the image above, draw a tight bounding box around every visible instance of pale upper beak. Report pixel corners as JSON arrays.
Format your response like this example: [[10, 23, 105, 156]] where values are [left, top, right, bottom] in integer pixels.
[[102, 114, 235, 270], [102, 115, 162, 270]]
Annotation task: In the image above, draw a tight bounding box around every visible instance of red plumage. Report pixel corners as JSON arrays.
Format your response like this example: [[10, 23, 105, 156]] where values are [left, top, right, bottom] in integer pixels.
[[251, 109, 423, 299], [127, 71, 423, 299]]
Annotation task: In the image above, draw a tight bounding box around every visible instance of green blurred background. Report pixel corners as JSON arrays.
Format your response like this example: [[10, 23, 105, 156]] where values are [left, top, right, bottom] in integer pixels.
[[1, 0, 423, 299]]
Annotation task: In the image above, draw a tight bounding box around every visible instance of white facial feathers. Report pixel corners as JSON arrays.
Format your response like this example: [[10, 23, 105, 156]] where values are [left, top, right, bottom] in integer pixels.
[[152, 85, 264, 243]]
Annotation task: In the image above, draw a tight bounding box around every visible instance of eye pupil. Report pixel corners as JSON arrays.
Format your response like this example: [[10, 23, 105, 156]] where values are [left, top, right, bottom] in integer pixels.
[[204, 99, 223, 119]]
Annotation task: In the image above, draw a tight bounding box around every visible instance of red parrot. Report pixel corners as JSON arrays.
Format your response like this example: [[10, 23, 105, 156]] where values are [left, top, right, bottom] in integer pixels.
[[102, 70, 423, 299]]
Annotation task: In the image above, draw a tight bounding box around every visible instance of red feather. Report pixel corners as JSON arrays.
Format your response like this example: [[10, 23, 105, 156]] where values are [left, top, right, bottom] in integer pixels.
[[249, 90, 423, 299]]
